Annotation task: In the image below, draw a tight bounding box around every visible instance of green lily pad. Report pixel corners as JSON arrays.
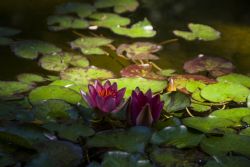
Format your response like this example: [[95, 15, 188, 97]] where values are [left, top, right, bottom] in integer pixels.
[[204, 156, 250, 167], [157, 69, 176, 77], [55, 2, 95, 18], [0, 37, 13, 45], [151, 125, 204, 148], [47, 15, 89, 31], [111, 18, 156, 38], [17, 73, 46, 84], [200, 133, 250, 157], [43, 122, 95, 142], [182, 117, 237, 133], [0, 81, 34, 99], [26, 141, 82, 167], [11, 40, 61, 60], [173, 23, 220, 41], [200, 82, 250, 103], [102, 151, 151, 167], [89, 13, 131, 29], [86, 126, 152, 152], [32, 100, 77, 123], [0, 27, 20, 37], [217, 73, 250, 88], [108, 77, 167, 98], [60, 67, 115, 85], [69, 55, 89, 68], [49, 80, 88, 93], [190, 103, 211, 112], [28, 85, 82, 105], [210, 108, 250, 123], [242, 115, 250, 124], [70, 37, 113, 55], [94, 0, 139, 13]]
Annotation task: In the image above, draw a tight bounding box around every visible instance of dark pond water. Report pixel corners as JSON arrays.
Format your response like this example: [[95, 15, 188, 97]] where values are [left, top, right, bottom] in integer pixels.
[[0, 0, 250, 80]]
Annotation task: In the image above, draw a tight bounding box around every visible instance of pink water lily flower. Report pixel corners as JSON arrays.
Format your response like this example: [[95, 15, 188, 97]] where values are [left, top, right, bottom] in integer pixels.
[[80, 80, 126, 113], [128, 88, 164, 126]]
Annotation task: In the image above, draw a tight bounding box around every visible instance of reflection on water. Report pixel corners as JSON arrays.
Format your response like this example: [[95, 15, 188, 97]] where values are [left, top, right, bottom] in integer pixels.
[[0, 0, 250, 80]]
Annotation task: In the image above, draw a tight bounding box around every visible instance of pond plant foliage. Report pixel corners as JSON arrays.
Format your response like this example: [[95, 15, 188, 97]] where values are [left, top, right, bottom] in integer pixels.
[[1, 0, 250, 166]]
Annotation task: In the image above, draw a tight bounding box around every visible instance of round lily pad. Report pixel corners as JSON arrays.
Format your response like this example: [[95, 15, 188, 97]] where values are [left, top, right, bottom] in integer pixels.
[[47, 15, 89, 31], [217, 73, 250, 88], [69, 55, 89, 68], [55, 2, 96, 18], [0, 27, 21, 37], [60, 67, 115, 85], [11, 40, 61, 60], [0, 37, 13, 45], [200, 82, 250, 103], [49, 80, 88, 93], [29, 85, 82, 104], [89, 12, 131, 29], [0, 81, 34, 99], [108, 77, 167, 98], [17, 73, 46, 84], [94, 0, 139, 13], [183, 55, 235, 77]]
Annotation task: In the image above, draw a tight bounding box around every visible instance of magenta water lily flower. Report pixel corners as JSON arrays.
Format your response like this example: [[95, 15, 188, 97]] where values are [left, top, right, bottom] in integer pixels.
[[128, 88, 164, 126], [80, 80, 126, 113]]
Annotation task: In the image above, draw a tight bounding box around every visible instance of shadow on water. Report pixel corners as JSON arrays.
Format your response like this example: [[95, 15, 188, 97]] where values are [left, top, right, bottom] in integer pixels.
[[0, 0, 250, 80]]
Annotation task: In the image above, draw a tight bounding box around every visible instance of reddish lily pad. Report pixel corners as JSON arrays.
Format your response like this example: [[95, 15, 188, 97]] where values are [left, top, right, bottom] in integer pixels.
[[116, 42, 161, 61], [120, 64, 165, 80], [183, 55, 235, 77]]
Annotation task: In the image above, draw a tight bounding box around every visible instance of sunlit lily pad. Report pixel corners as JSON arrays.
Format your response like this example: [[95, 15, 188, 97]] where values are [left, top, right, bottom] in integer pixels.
[[29, 85, 82, 104], [32, 100, 77, 122], [69, 55, 89, 68], [87, 126, 152, 152], [111, 18, 156, 38], [183, 55, 235, 77], [17, 73, 46, 84], [217, 73, 250, 88], [0, 81, 34, 99], [173, 23, 220, 41], [94, 0, 139, 13], [60, 67, 115, 85], [102, 151, 151, 167], [151, 125, 204, 148], [157, 69, 176, 77], [120, 64, 165, 80], [47, 15, 89, 31], [200, 133, 250, 157], [55, 2, 96, 18], [49, 80, 88, 93], [11, 40, 61, 60], [70, 37, 113, 55], [89, 13, 131, 29], [43, 122, 95, 142], [200, 82, 250, 102], [190, 103, 211, 112], [117, 42, 161, 61], [108, 77, 167, 98], [182, 117, 236, 133]]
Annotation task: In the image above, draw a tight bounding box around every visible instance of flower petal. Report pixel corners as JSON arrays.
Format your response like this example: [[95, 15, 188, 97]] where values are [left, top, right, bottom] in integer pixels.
[[111, 82, 118, 91], [102, 96, 116, 113], [94, 80, 103, 92], [136, 103, 153, 126], [115, 88, 126, 105], [95, 95, 105, 111], [104, 80, 111, 89], [88, 84, 97, 97], [80, 90, 96, 108]]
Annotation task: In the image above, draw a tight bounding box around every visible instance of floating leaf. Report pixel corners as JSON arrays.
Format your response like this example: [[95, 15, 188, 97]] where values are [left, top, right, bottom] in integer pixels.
[[204, 156, 250, 167], [217, 73, 250, 88], [29, 85, 82, 105], [49, 80, 88, 93], [210, 108, 250, 123], [0, 81, 34, 99], [43, 122, 95, 142], [60, 67, 115, 85], [0, 27, 20, 37], [0, 37, 13, 45], [69, 55, 89, 68], [157, 69, 176, 77], [200, 82, 250, 103], [87, 126, 152, 152], [184, 55, 235, 77], [89, 12, 131, 29], [94, 0, 139, 13], [200, 133, 250, 157], [111, 18, 156, 38], [108, 77, 167, 98], [151, 125, 204, 148], [190, 103, 211, 112], [55, 2, 95, 18], [17, 73, 46, 84], [102, 151, 151, 167], [120, 64, 165, 80], [117, 42, 161, 61], [70, 37, 113, 55], [183, 117, 236, 133], [11, 40, 61, 60], [26, 141, 82, 167], [173, 23, 220, 41], [47, 15, 89, 31]]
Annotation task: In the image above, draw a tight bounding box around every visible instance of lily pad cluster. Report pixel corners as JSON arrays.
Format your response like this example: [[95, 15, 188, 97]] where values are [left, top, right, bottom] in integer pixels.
[[0, 26, 20, 45]]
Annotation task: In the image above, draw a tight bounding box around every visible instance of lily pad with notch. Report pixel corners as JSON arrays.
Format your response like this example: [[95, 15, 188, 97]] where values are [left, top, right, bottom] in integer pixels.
[[17, 73, 46, 84]]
